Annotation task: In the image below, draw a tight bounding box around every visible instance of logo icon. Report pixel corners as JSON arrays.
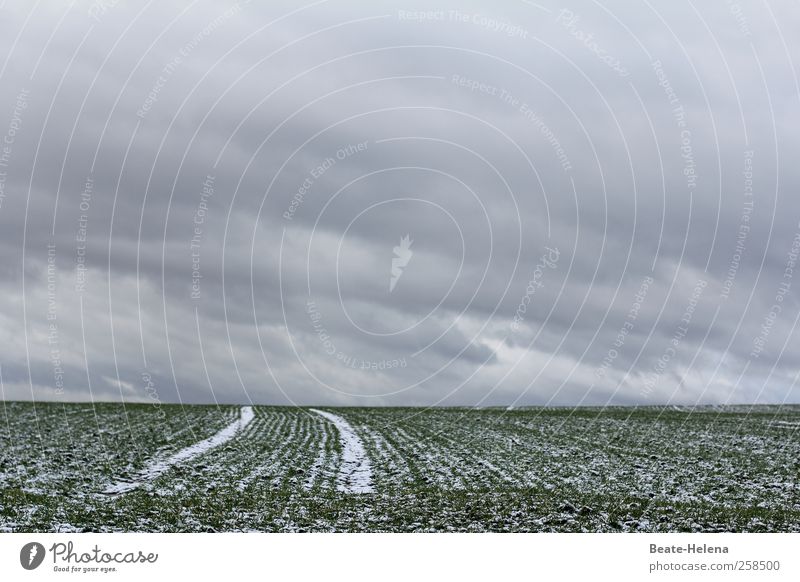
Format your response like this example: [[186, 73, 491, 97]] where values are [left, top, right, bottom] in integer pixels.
[[389, 234, 413, 292], [20, 542, 45, 570]]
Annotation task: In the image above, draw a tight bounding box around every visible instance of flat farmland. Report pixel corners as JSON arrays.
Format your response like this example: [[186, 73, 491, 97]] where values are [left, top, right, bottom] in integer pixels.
[[1, 402, 798, 532]]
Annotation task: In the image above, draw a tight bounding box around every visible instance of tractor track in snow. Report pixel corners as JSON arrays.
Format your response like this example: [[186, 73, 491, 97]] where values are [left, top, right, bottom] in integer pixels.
[[102, 406, 254, 495], [310, 409, 374, 494]]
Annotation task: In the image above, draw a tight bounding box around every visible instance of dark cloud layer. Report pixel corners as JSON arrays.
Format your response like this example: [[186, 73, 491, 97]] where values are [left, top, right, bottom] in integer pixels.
[[1, 0, 799, 406]]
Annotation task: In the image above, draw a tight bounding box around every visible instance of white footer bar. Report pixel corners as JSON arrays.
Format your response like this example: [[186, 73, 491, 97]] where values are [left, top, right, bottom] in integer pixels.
[[2, 533, 798, 581]]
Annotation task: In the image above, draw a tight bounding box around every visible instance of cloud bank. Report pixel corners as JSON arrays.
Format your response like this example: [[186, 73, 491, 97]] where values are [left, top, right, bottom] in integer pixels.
[[1, 0, 799, 406]]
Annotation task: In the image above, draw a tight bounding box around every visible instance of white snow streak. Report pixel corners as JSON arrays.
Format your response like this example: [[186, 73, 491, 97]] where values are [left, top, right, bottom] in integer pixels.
[[103, 406, 255, 495], [770, 420, 800, 428], [310, 409, 374, 493]]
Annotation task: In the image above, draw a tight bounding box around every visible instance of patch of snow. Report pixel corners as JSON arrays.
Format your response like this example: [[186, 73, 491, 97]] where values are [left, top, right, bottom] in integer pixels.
[[770, 420, 800, 428], [103, 406, 255, 495], [310, 409, 374, 494], [303, 420, 332, 490]]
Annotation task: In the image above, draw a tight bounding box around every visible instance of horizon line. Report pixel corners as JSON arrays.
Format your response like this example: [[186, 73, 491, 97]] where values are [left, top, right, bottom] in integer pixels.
[[3, 399, 799, 409]]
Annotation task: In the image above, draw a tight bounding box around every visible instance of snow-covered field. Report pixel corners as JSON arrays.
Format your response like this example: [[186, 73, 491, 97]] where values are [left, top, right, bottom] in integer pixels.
[[1, 402, 798, 532]]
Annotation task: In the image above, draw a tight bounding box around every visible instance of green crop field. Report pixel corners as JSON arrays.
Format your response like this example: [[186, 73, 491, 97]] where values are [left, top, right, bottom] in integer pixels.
[[1, 402, 798, 532]]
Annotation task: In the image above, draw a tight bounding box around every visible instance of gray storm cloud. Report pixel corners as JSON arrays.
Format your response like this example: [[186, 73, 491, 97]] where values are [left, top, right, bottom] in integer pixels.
[[0, 0, 798, 406]]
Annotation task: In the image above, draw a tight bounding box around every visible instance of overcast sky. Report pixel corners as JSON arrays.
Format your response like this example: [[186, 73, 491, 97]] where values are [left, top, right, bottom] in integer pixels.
[[0, 0, 799, 406]]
